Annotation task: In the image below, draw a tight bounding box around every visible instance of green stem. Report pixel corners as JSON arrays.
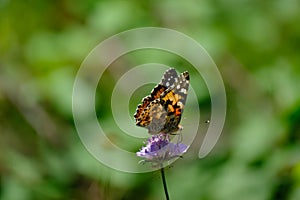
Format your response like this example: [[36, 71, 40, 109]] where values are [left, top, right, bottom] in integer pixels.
[[160, 166, 170, 200]]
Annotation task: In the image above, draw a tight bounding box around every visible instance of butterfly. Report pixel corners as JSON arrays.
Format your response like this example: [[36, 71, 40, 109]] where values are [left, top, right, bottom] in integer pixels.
[[134, 68, 190, 134]]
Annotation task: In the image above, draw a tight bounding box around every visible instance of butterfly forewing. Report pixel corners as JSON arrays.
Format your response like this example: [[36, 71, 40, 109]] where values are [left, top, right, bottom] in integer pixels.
[[160, 71, 190, 133]]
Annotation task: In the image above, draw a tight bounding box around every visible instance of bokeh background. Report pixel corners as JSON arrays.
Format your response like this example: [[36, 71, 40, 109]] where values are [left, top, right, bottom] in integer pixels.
[[1, 0, 300, 200]]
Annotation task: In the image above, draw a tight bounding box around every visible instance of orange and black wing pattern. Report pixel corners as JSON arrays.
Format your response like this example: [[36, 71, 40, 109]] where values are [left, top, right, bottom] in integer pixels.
[[134, 68, 189, 134]]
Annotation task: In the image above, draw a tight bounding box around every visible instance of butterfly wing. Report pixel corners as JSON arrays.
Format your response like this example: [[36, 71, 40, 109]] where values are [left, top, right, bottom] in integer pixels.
[[160, 71, 190, 133], [134, 68, 189, 134], [134, 68, 177, 125]]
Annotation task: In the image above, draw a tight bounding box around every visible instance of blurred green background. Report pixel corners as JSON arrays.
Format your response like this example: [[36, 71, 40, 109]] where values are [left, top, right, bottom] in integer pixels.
[[1, 0, 300, 199]]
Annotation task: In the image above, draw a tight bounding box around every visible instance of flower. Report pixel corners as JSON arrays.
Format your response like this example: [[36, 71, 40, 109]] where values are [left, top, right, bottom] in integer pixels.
[[136, 133, 189, 166]]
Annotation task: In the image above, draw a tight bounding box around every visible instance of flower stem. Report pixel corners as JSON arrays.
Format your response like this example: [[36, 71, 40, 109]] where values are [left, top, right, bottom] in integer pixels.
[[160, 166, 170, 200]]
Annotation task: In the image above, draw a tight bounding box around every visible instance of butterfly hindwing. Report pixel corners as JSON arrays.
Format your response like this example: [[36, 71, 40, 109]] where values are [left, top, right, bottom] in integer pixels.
[[134, 68, 177, 124]]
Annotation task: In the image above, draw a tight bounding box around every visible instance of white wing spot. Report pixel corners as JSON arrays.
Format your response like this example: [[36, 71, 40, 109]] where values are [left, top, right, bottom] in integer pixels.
[[176, 85, 180, 89]]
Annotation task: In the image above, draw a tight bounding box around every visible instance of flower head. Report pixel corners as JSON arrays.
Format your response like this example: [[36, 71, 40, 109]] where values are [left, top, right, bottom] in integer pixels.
[[136, 133, 189, 166]]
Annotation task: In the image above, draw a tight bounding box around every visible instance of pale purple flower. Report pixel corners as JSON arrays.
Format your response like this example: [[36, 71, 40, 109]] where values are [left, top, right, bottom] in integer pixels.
[[136, 133, 189, 165]]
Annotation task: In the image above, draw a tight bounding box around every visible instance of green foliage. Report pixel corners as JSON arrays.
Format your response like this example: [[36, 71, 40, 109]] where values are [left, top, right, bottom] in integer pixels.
[[0, 0, 300, 200]]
